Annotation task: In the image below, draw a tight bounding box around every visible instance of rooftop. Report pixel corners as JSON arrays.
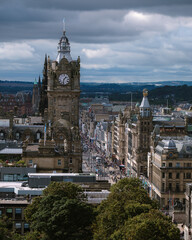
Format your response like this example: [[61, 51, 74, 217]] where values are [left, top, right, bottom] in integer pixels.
[[0, 148, 22, 155]]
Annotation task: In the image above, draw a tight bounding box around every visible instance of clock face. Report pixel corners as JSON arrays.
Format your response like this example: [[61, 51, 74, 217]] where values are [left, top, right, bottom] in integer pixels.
[[169, 152, 173, 158], [59, 74, 70, 85]]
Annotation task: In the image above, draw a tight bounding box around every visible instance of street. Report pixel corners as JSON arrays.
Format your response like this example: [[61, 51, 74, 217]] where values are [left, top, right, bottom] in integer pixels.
[[81, 133, 123, 184]]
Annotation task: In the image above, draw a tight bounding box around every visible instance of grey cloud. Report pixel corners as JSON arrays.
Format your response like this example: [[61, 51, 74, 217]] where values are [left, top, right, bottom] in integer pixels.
[[1, 0, 192, 83], [22, 0, 192, 11], [19, 0, 192, 18], [0, 0, 192, 43]]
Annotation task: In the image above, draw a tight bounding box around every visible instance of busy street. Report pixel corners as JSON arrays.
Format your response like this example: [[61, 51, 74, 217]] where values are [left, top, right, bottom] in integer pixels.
[[81, 132, 124, 184]]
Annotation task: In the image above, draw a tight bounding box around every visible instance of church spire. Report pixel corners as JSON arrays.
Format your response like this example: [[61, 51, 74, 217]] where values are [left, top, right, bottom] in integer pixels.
[[39, 54, 48, 116], [38, 75, 41, 85]]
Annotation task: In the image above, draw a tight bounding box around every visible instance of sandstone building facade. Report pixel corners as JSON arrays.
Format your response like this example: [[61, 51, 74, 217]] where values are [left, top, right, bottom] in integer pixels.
[[112, 89, 153, 177]]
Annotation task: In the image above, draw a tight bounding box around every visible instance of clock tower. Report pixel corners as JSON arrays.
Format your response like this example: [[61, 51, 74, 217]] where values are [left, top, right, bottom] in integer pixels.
[[46, 26, 82, 172]]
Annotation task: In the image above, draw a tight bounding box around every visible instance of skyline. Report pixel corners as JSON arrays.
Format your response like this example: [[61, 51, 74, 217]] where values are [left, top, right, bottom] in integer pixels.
[[1, 0, 192, 83]]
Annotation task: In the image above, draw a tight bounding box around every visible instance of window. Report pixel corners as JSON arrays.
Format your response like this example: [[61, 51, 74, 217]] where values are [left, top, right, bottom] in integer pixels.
[[168, 183, 172, 190], [58, 159, 61, 166], [15, 223, 21, 229], [29, 160, 33, 164], [15, 223, 21, 228], [70, 158, 72, 164], [162, 172, 165, 178], [16, 132, 20, 140], [36, 132, 41, 140], [4, 174, 14, 181], [15, 208, 22, 219], [69, 168, 73, 173], [24, 223, 30, 232], [0, 132, 4, 137], [176, 162, 180, 167], [176, 173, 180, 179], [176, 183, 180, 192], [184, 162, 191, 167], [186, 172, 191, 179], [169, 162, 172, 167], [0, 210, 2, 217], [169, 173, 172, 179], [6, 208, 12, 218], [162, 162, 166, 167], [162, 183, 165, 192], [15, 208, 22, 214], [24, 223, 29, 229]]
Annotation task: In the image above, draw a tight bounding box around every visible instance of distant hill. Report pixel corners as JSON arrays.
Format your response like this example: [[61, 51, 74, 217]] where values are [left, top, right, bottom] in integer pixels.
[[0, 80, 192, 105], [0, 80, 33, 94], [149, 85, 192, 104]]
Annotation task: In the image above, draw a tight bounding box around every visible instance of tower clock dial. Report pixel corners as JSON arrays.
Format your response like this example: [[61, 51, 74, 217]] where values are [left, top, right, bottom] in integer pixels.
[[59, 74, 70, 85]]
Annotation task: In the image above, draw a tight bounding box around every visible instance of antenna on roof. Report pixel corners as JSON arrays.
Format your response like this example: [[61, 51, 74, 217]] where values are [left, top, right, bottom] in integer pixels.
[[131, 92, 133, 110], [63, 18, 66, 33]]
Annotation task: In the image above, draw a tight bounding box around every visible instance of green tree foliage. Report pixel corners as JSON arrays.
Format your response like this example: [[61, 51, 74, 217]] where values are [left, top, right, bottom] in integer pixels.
[[12, 231, 41, 240], [0, 217, 13, 240], [25, 182, 95, 240], [43, 181, 85, 199], [93, 178, 179, 240], [119, 209, 180, 240], [110, 178, 157, 206]]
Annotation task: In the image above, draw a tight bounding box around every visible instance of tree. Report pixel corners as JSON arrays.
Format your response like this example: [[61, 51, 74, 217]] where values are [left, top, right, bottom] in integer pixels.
[[12, 231, 41, 240], [43, 181, 85, 199], [0, 217, 12, 240], [25, 182, 95, 240], [109, 178, 157, 207], [119, 209, 180, 240], [93, 178, 180, 240], [93, 178, 156, 240]]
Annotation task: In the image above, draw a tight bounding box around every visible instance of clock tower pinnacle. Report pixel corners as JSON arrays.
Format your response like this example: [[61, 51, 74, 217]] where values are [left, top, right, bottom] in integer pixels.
[[56, 23, 72, 63]]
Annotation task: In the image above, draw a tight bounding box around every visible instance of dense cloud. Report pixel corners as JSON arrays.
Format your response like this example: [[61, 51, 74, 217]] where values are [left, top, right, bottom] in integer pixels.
[[0, 0, 192, 82]]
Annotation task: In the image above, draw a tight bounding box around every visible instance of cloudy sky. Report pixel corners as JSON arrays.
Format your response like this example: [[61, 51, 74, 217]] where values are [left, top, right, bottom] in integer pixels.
[[1, 0, 192, 83]]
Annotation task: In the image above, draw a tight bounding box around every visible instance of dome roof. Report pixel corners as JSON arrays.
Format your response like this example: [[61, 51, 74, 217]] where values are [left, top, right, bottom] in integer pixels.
[[164, 139, 176, 150]]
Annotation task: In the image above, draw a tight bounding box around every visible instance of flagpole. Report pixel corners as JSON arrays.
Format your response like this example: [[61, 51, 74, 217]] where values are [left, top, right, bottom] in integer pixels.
[[44, 123, 46, 146]]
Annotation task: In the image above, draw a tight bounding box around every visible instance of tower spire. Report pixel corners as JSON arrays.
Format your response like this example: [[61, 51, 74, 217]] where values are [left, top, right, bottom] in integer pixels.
[[140, 88, 151, 117], [56, 20, 72, 63], [63, 18, 65, 33]]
